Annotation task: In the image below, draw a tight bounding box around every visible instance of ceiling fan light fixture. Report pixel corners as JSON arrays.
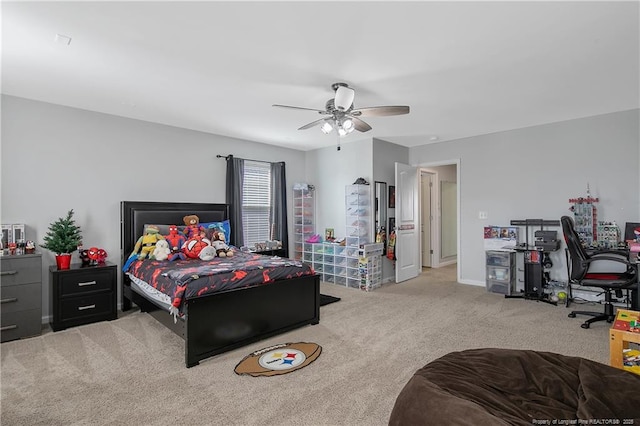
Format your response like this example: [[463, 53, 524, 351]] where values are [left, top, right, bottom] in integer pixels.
[[341, 118, 354, 132], [321, 120, 334, 134], [334, 85, 355, 111]]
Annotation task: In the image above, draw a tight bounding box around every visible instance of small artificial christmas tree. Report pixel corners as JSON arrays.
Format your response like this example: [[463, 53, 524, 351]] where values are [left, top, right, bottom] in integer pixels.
[[40, 209, 83, 255]]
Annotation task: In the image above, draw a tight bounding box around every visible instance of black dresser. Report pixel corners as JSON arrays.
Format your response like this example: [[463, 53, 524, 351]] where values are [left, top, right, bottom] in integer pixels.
[[49, 261, 117, 331], [1, 253, 42, 342]]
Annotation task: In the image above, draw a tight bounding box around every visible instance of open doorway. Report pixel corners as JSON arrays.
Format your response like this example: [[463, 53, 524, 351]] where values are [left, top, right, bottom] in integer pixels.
[[420, 161, 459, 272]]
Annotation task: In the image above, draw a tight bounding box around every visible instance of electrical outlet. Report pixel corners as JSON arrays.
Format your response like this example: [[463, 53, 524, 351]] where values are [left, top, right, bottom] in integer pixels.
[[478, 211, 488, 220]]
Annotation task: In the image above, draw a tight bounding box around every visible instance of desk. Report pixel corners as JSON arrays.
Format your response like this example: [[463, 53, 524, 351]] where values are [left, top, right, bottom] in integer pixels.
[[631, 254, 639, 311], [506, 245, 556, 304]]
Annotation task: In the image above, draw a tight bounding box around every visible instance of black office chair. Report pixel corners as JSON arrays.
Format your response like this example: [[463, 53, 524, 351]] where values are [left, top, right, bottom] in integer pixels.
[[561, 216, 637, 329]]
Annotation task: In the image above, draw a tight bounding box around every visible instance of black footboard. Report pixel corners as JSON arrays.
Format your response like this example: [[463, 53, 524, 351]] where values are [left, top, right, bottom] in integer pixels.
[[184, 274, 320, 367]]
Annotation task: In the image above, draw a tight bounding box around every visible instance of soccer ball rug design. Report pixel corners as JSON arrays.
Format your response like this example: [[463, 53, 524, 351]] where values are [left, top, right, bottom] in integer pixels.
[[234, 342, 322, 377]]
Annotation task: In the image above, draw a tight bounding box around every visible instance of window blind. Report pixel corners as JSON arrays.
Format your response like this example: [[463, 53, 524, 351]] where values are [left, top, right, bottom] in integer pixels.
[[242, 160, 271, 247]]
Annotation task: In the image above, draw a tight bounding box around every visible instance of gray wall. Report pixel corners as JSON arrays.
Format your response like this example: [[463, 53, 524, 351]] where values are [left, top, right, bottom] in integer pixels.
[[4, 95, 638, 320], [305, 138, 373, 238], [1, 95, 307, 320], [410, 109, 640, 285]]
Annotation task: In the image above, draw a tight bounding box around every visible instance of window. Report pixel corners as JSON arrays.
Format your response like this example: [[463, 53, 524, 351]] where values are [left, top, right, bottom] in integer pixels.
[[242, 160, 271, 247]]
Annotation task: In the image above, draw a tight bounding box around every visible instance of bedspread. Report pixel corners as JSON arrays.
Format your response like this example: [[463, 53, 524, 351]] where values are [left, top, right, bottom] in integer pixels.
[[125, 251, 315, 311]]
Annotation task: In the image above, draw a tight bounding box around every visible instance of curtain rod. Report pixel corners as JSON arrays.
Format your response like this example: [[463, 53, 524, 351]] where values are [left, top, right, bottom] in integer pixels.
[[216, 154, 280, 165]]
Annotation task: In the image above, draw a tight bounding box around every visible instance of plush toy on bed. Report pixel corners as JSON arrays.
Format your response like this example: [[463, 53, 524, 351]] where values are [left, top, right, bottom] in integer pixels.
[[198, 245, 216, 261], [131, 225, 165, 260], [165, 225, 187, 261], [183, 215, 205, 239], [211, 230, 234, 257], [182, 236, 212, 259], [152, 239, 171, 261]]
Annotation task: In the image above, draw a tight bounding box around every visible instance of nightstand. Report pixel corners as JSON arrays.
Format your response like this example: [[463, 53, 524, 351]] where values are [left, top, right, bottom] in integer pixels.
[[0, 253, 43, 342], [49, 261, 117, 331]]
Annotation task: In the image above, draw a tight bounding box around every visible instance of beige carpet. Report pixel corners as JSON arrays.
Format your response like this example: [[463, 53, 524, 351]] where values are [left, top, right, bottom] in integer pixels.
[[1, 265, 614, 425]]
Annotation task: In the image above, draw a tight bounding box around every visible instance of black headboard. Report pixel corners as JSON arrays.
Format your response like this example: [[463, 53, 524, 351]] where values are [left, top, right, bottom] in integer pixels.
[[120, 201, 230, 263]]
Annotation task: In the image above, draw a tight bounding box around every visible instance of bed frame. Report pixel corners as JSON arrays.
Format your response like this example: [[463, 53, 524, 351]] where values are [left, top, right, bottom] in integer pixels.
[[120, 201, 320, 367]]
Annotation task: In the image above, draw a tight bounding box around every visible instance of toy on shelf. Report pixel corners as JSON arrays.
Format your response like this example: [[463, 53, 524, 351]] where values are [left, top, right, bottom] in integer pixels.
[[569, 184, 599, 247]]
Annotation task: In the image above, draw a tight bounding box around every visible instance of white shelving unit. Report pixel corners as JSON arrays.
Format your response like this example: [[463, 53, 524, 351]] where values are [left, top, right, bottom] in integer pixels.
[[300, 184, 383, 290], [293, 184, 315, 261], [302, 242, 361, 288], [359, 243, 383, 291], [345, 184, 372, 248]]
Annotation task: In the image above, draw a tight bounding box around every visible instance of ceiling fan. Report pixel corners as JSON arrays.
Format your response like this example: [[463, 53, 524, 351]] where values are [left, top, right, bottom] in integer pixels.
[[273, 82, 410, 149]]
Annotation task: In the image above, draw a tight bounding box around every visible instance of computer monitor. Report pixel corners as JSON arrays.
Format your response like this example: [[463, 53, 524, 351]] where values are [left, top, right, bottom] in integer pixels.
[[624, 222, 640, 242]]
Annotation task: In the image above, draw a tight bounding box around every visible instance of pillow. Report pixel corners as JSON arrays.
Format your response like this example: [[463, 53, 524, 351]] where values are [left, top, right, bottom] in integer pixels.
[[201, 220, 231, 244]]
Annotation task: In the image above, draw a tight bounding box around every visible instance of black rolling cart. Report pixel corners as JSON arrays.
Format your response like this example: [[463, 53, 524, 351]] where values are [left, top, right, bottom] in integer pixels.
[[505, 219, 561, 305]]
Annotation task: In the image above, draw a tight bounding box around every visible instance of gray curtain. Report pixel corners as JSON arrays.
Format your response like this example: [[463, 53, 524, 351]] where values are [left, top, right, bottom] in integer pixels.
[[271, 161, 288, 255], [225, 155, 244, 247]]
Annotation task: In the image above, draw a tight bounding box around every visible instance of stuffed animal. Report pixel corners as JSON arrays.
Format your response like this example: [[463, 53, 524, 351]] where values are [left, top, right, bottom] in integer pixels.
[[198, 245, 216, 261], [86, 247, 108, 264], [153, 239, 171, 261], [183, 215, 204, 240], [182, 237, 211, 259], [131, 225, 165, 260], [165, 225, 187, 261], [210, 230, 234, 257]]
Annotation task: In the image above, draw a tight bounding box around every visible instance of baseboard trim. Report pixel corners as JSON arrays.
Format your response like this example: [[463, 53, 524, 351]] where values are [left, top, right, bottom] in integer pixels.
[[459, 279, 485, 287]]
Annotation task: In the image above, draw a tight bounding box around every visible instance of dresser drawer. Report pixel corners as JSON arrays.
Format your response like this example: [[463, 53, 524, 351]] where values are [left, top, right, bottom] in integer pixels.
[[0, 282, 41, 313], [0, 256, 42, 287], [58, 268, 115, 297], [1, 309, 42, 342], [60, 292, 114, 321]]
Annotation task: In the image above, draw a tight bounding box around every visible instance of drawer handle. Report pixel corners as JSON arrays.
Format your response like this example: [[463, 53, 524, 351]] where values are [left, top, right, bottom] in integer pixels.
[[0, 270, 17, 276], [0, 325, 17, 331], [78, 280, 97, 287], [78, 304, 96, 311], [1, 297, 18, 304]]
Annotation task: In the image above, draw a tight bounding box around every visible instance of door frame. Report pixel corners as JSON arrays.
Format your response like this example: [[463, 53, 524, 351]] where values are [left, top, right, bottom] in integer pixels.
[[418, 159, 461, 284], [420, 171, 435, 268]]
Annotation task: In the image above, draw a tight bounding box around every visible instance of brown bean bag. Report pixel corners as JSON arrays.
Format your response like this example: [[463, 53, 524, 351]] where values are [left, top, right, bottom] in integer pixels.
[[389, 348, 640, 425]]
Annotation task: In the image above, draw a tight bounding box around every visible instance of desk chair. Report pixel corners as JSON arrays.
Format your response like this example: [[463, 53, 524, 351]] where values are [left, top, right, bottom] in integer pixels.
[[561, 216, 637, 329]]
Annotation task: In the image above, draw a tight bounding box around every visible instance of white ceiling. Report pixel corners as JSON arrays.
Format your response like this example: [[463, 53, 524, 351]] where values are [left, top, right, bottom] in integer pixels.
[[2, 1, 639, 151]]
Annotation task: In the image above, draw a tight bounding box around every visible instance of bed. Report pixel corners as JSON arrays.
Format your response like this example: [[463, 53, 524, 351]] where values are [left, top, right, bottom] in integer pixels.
[[120, 201, 320, 367], [389, 348, 640, 425]]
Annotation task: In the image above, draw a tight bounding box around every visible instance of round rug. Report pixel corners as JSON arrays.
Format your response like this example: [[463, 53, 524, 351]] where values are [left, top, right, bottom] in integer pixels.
[[234, 342, 322, 377]]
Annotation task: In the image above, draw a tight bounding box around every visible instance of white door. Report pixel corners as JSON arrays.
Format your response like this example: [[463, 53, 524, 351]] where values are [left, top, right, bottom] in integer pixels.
[[395, 162, 421, 283], [421, 173, 432, 267]]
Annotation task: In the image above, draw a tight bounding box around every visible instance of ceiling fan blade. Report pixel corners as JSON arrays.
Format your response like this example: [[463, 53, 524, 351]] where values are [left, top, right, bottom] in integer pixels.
[[273, 104, 327, 114], [351, 117, 372, 132], [351, 105, 410, 117], [298, 118, 327, 130]]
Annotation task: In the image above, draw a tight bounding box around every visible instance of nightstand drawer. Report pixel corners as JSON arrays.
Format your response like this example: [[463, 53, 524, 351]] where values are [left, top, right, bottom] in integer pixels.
[[0, 256, 42, 287], [1, 309, 42, 342], [0, 282, 41, 313], [60, 293, 114, 321], [58, 268, 114, 297]]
